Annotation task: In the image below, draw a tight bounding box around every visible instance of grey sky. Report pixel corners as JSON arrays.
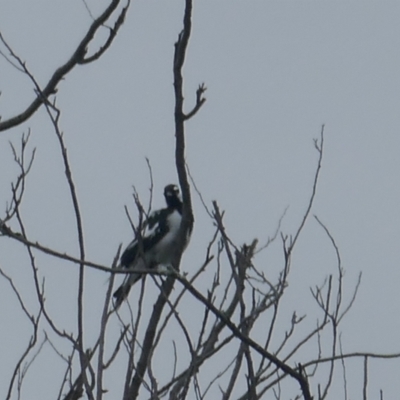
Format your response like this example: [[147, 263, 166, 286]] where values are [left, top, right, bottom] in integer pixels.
[[0, 1, 399, 398]]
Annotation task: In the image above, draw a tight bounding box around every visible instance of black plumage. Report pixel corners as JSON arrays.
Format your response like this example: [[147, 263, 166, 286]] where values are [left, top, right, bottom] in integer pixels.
[[113, 184, 188, 308]]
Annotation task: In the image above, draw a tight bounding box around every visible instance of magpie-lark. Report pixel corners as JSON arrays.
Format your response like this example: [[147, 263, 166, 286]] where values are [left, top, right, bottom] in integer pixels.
[[113, 184, 189, 308]]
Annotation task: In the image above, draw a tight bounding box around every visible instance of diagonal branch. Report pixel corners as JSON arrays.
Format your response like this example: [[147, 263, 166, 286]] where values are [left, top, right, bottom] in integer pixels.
[[183, 83, 207, 121], [172, 272, 312, 400], [125, 276, 176, 400], [0, 0, 130, 133]]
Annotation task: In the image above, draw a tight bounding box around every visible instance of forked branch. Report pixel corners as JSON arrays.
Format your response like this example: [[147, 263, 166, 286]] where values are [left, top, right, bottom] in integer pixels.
[[0, 0, 131, 132]]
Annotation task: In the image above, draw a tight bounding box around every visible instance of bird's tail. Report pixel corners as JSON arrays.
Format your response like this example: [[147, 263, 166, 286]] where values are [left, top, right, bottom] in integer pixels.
[[113, 272, 142, 309], [113, 258, 148, 309]]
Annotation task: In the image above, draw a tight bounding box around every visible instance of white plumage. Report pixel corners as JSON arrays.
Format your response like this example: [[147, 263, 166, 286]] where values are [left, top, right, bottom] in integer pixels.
[[113, 184, 190, 308]]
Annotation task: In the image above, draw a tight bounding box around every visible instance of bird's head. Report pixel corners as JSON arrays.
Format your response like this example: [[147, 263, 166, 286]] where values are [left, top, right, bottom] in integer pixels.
[[164, 184, 182, 209]]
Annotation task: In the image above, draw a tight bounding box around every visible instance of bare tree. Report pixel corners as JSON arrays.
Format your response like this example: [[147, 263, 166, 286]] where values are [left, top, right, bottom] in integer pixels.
[[1, 1, 399, 400]]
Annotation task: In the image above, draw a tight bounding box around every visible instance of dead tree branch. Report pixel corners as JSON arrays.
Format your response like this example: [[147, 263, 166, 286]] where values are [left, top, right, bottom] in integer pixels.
[[0, 0, 131, 132], [42, 101, 92, 399], [124, 1, 201, 398], [171, 271, 313, 400]]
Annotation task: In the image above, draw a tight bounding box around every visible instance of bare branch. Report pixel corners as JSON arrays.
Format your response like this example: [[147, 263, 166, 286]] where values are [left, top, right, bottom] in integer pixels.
[[96, 247, 121, 400], [80, 1, 131, 65], [183, 83, 207, 121], [173, 0, 195, 248], [286, 125, 325, 254], [303, 351, 400, 367], [338, 334, 348, 400], [363, 356, 368, 400], [124, 2, 198, 397], [0, 0, 131, 132], [125, 276, 176, 399], [172, 271, 313, 400], [2, 131, 36, 223], [42, 101, 92, 400], [0, 267, 41, 400]]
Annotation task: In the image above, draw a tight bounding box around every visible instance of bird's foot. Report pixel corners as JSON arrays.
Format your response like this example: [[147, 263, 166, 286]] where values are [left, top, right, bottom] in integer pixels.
[[157, 264, 178, 276]]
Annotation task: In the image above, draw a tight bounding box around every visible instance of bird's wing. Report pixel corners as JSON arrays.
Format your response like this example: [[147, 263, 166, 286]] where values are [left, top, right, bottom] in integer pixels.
[[120, 209, 168, 268], [120, 237, 138, 267]]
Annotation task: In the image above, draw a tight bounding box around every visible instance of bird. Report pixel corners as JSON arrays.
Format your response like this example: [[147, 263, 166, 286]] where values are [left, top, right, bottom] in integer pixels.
[[113, 184, 190, 308]]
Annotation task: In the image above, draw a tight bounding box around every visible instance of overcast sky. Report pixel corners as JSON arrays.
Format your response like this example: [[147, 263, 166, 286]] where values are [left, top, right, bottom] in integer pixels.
[[0, 1, 399, 399]]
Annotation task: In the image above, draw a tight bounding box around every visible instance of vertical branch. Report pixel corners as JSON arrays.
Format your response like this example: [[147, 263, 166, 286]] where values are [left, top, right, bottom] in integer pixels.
[[173, 0, 205, 252], [96, 248, 121, 400], [173, 0, 193, 246], [287, 125, 325, 255], [3, 131, 36, 223], [43, 102, 92, 400], [126, 2, 204, 398], [363, 356, 368, 400], [173, 0, 191, 200], [339, 335, 348, 400]]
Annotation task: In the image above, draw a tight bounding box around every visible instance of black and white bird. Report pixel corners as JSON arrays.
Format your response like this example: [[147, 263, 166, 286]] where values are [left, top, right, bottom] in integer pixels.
[[113, 184, 189, 308]]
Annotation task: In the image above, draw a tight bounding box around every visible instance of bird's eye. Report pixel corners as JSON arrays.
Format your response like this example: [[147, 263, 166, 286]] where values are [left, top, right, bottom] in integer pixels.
[[164, 184, 179, 196]]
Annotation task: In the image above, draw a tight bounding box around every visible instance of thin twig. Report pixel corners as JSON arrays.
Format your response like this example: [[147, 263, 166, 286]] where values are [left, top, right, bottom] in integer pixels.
[[43, 100, 93, 400], [287, 125, 325, 254], [96, 247, 121, 400]]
